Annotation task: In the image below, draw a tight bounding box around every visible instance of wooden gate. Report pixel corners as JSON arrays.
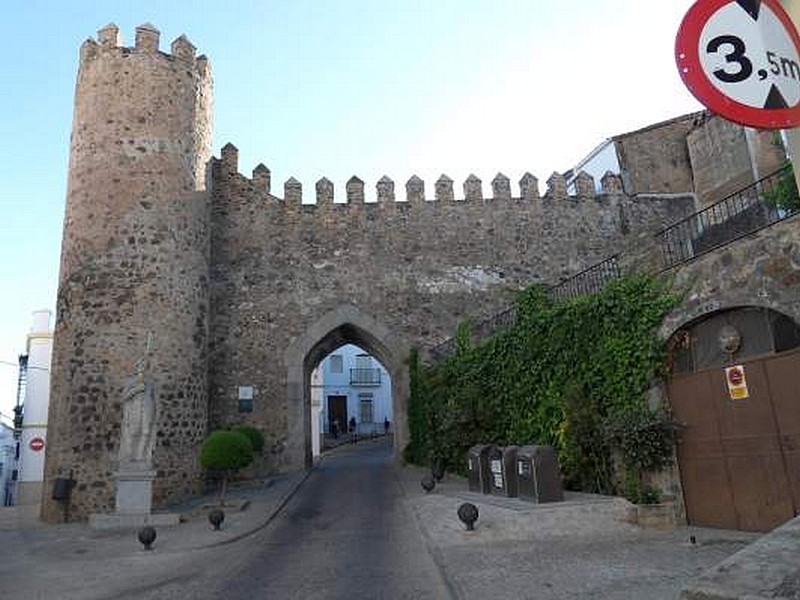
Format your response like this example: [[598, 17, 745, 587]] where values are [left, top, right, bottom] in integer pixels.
[[668, 349, 800, 531]]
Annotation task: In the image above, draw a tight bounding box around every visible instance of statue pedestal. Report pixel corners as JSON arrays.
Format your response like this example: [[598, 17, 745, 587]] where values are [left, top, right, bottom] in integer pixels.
[[115, 468, 155, 514], [89, 468, 179, 529]]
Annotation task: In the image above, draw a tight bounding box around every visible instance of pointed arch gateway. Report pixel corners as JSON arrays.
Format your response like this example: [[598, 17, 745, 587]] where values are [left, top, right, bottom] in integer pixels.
[[284, 305, 410, 470]]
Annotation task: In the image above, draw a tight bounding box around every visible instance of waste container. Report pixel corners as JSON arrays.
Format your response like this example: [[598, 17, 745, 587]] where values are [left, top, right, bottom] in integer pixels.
[[52, 477, 74, 501], [489, 445, 519, 497], [467, 444, 492, 494], [516, 445, 563, 503]]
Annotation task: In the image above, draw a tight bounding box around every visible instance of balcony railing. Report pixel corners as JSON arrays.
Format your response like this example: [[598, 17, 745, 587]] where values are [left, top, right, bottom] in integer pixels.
[[350, 368, 381, 386]]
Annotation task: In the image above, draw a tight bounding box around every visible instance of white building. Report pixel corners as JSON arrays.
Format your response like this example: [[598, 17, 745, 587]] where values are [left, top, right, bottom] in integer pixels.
[[565, 138, 619, 194], [310, 344, 392, 457], [15, 310, 54, 505], [0, 422, 15, 506]]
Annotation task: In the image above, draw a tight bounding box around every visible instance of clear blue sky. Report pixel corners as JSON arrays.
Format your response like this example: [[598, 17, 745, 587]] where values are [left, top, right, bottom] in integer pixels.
[[0, 0, 704, 420]]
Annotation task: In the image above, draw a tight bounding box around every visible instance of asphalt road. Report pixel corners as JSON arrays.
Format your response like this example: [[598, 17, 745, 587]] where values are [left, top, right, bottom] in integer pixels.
[[137, 441, 453, 600]]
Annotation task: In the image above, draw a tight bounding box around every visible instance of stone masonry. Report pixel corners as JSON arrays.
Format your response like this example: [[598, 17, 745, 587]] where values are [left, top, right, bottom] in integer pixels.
[[44, 24, 696, 521], [42, 24, 212, 522]]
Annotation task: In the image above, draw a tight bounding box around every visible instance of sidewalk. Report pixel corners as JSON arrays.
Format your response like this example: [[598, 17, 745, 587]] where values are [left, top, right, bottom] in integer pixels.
[[0, 469, 308, 586], [395, 463, 759, 600]]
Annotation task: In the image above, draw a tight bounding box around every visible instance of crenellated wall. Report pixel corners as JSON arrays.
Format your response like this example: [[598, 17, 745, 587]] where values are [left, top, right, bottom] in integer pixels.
[[206, 147, 695, 470], [44, 24, 704, 520]]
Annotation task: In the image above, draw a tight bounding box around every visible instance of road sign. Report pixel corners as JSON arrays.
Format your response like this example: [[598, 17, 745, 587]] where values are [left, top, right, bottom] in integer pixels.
[[29, 437, 45, 452], [676, 0, 800, 128]]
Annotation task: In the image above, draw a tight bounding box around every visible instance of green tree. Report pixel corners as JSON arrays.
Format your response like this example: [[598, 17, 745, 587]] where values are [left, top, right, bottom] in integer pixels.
[[200, 430, 253, 504]]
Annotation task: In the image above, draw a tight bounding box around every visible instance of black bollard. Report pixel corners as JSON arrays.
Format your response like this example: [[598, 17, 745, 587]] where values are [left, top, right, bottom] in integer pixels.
[[138, 526, 157, 550], [457, 502, 479, 531], [421, 475, 435, 493], [208, 508, 225, 531], [432, 460, 445, 482]]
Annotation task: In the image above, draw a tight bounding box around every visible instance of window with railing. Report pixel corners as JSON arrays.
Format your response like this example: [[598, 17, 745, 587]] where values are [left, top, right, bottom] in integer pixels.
[[350, 368, 381, 386]]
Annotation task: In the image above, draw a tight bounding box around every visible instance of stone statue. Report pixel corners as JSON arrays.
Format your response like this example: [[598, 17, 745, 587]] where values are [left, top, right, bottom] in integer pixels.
[[118, 335, 157, 471]]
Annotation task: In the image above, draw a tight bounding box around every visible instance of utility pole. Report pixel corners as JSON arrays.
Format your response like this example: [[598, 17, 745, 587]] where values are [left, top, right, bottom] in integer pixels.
[[8, 354, 28, 505]]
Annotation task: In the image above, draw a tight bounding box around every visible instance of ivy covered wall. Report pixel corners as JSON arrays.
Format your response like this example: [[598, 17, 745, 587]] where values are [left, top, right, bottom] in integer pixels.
[[406, 275, 678, 500]]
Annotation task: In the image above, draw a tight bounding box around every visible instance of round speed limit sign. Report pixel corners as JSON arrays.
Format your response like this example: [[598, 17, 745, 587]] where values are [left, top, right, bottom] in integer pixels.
[[676, 0, 800, 128]]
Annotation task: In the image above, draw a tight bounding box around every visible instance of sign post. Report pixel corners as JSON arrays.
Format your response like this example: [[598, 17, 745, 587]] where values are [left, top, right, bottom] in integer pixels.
[[676, 0, 800, 128]]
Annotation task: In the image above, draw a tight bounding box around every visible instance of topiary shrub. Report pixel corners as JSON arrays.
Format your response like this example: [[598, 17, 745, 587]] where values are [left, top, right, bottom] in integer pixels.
[[232, 425, 265, 454], [200, 430, 253, 504]]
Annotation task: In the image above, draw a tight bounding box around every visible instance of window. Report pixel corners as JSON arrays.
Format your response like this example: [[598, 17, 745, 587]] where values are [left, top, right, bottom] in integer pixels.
[[329, 354, 343, 373], [669, 307, 800, 374], [359, 393, 374, 423], [355, 354, 372, 370], [238, 386, 254, 413]]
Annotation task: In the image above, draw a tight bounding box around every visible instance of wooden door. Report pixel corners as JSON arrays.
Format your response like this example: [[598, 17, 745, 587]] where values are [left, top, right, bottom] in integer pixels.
[[668, 350, 800, 531], [327, 395, 347, 436], [765, 350, 800, 512]]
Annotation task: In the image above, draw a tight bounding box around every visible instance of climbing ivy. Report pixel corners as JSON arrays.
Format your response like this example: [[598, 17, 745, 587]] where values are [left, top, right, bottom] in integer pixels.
[[763, 160, 799, 213], [407, 274, 679, 499]]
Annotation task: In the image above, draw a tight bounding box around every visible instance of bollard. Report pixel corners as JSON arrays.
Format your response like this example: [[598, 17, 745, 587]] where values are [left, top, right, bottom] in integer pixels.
[[208, 509, 225, 531], [138, 526, 157, 550], [457, 503, 479, 531]]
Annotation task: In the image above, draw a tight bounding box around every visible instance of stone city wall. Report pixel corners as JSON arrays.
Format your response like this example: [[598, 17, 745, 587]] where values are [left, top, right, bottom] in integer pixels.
[[206, 148, 695, 472]]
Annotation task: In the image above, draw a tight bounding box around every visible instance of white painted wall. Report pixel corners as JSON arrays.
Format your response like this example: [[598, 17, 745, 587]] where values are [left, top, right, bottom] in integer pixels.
[[16, 310, 53, 505], [566, 139, 621, 192], [0, 423, 15, 505], [317, 344, 393, 436], [310, 366, 323, 458]]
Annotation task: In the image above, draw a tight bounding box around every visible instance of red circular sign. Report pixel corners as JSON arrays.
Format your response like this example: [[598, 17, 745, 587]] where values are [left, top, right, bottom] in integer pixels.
[[728, 368, 744, 385], [676, 0, 800, 128], [29, 437, 45, 452]]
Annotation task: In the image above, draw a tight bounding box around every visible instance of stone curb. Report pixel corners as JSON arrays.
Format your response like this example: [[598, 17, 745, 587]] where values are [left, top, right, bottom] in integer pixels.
[[195, 468, 313, 550], [679, 514, 800, 600]]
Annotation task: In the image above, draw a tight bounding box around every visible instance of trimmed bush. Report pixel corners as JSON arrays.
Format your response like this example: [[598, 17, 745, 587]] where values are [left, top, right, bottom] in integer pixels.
[[232, 425, 265, 454], [200, 430, 253, 504]]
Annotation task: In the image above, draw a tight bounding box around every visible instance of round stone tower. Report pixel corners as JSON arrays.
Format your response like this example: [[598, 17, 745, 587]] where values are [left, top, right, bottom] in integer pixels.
[[41, 23, 213, 522]]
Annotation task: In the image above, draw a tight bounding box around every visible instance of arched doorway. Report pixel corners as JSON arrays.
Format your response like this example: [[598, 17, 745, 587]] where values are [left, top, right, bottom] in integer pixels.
[[666, 306, 800, 531], [284, 305, 409, 470], [310, 344, 394, 456]]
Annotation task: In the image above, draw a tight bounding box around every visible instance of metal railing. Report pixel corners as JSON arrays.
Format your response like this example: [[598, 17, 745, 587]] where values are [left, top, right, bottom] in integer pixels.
[[427, 165, 798, 363], [429, 256, 622, 360], [549, 254, 622, 302], [350, 368, 381, 386], [657, 165, 796, 270]]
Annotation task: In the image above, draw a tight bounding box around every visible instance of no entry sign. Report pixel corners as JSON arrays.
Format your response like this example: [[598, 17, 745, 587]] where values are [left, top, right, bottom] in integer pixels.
[[676, 0, 800, 128], [29, 437, 45, 452]]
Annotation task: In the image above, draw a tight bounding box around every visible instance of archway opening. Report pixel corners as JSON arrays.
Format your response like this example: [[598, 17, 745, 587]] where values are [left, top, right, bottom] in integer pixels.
[[310, 344, 394, 458], [665, 306, 800, 531], [284, 306, 409, 472]]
